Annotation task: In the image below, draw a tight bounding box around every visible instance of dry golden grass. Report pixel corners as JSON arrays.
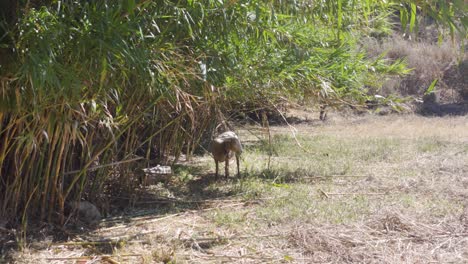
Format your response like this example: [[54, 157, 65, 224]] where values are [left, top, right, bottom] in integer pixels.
[[5, 113, 468, 263], [362, 34, 463, 99]]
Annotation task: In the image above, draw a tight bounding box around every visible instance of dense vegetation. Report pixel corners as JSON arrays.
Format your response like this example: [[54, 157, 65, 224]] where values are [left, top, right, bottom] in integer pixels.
[[0, 0, 465, 231]]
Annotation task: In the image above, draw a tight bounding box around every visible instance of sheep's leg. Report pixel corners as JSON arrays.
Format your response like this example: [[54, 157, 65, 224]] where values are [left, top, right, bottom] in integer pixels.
[[215, 160, 219, 179], [319, 105, 327, 121], [236, 154, 240, 178], [225, 158, 229, 179]]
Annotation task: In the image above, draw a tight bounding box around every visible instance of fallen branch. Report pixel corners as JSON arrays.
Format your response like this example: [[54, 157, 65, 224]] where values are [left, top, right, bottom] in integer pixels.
[[102, 256, 120, 264], [303, 175, 399, 179], [178, 233, 284, 243], [273, 103, 313, 154], [133, 197, 246, 205], [45, 254, 142, 261], [53, 240, 148, 247], [195, 254, 277, 260], [320, 175, 369, 178], [319, 189, 387, 197], [50, 233, 283, 252], [326, 192, 387, 196], [318, 189, 330, 198], [185, 253, 313, 262]]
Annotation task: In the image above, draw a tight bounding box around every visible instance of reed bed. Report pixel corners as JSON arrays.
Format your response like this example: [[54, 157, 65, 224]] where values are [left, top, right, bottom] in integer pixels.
[[0, 0, 464, 233]]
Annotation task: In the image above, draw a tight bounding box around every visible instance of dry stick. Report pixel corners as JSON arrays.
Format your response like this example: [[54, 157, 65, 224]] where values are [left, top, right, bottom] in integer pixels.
[[272, 103, 313, 154], [431, 233, 468, 238], [187, 254, 314, 262], [45, 254, 143, 260], [133, 197, 246, 205], [178, 233, 284, 243], [318, 189, 387, 197], [325, 192, 387, 196], [53, 240, 148, 247], [431, 237, 453, 255], [102, 256, 120, 264], [238, 103, 311, 154], [369, 236, 441, 244], [188, 254, 277, 260], [319, 175, 369, 177], [303, 175, 370, 179], [54, 233, 284, 249], [318, 189, 330, 198], [262, 111, 273, 171]]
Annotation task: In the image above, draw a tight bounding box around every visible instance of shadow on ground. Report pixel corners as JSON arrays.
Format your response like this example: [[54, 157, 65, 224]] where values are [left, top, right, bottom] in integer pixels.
[[0, 139, 321, 258], [418, 102, 468, 116]]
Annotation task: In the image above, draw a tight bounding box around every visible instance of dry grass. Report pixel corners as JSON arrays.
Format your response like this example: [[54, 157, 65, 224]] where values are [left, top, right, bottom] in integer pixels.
[[4, 113, 468, 263], [362, 34, 465, 101]]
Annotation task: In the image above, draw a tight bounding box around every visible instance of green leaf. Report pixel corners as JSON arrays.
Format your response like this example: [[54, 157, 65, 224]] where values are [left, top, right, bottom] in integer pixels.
[[409, 3, 416, 33], [272, 183, 290, 188], [124, 0, 136, 15], [425, 79, 438, 95], [400, 6, 408, 32], [99, 57, 108, 91]]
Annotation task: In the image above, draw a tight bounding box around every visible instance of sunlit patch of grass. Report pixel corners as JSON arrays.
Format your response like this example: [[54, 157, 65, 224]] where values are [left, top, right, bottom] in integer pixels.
[[193, 115, 467, 251], [239, 132, 407, 180], [236, 178, 275, 199], [207, 178, 372, 227], [251, 183, 373, 225], [388, 192, 463, 218], [209, 208, 250, 227], [10, 115, 468, 263], [198, 124, 466, 232], [398, 193, 417, 208], [422, 197, 463, 217], [173, 165, 199, 182], [415, 138, 448, 153]]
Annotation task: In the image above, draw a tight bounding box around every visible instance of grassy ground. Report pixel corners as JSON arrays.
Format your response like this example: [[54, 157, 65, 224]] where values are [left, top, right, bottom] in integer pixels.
[[6, 113, 468, 263]]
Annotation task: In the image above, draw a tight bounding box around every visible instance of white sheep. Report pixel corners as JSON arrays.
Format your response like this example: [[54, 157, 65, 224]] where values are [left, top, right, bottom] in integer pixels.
[[210, 131, 242, 179]]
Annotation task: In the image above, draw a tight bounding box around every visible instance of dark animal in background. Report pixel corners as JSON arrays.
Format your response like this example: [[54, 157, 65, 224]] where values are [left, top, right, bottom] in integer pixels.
[[210, 131, 242, 179]]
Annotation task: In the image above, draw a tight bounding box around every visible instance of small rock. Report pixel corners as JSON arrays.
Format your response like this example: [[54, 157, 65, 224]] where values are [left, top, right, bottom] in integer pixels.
[[71, 201, 101, 226]]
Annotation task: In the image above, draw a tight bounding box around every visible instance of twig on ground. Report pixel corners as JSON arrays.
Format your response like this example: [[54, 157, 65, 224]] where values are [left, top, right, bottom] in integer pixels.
[[273, 103, 313, 154], [53, 240, 148, 247], [45, 254, 142, 261], [318, 189, 330, 198], [179, 233, 284, 243], [102, 256, 120, 264], [183, 253, 312, 262], [319, 190, 387, 197]]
